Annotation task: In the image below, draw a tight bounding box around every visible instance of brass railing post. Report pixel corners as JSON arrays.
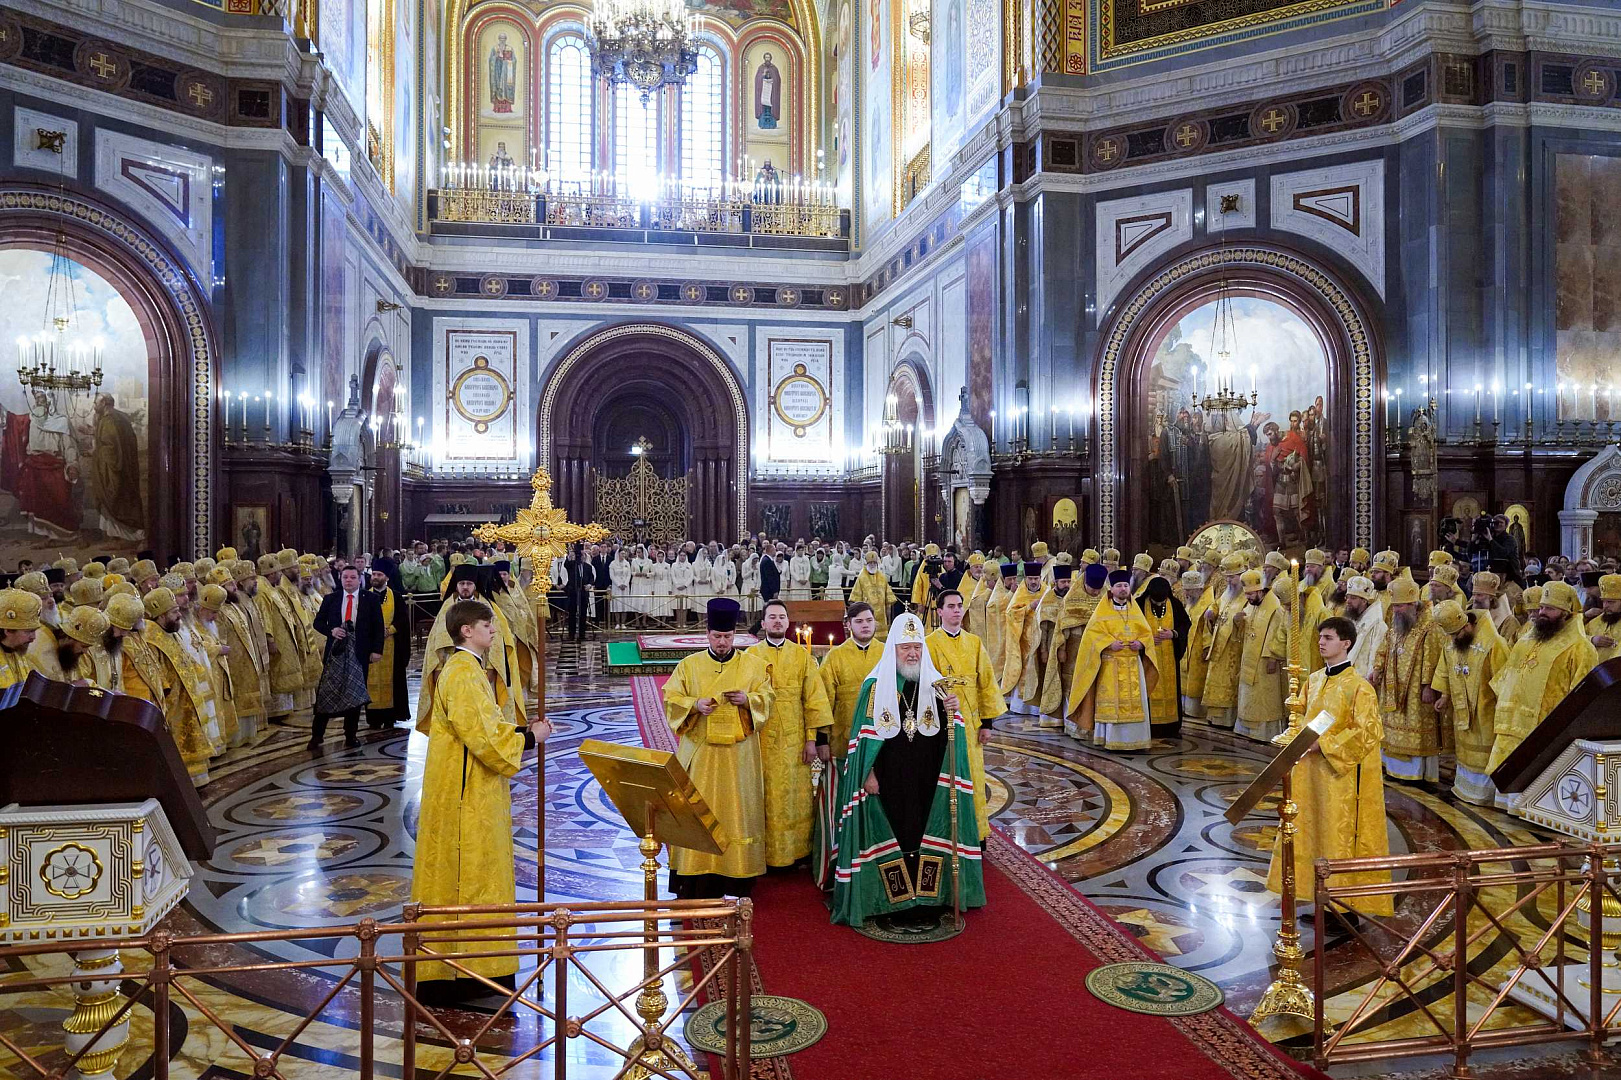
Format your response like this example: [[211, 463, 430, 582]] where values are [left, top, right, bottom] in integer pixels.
[[1452, 853, 1471, 1078], [1588, 847, 1606, 1067], [149, 933, 171, 1080], [554, 909, 570, 1080], [357, 918, 377, 1080], [738, 898, 754, 1079], [402, 902, 420, 1079]]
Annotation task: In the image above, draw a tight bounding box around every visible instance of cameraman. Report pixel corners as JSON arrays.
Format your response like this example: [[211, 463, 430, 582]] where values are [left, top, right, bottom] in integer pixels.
[[312, 565, 385, 749]]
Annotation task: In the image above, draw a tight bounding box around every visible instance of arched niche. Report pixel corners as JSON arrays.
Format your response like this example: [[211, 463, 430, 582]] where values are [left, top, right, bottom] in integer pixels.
[[883, 357, 933, 542], [0, 184, 218, 558], [1560, 444, 1621, 560], [1093, 244, 1379, 556], [539, 323, 748, 541]]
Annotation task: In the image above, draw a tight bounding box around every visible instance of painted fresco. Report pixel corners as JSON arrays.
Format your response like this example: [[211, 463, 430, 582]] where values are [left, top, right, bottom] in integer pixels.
[[475, 20, 529, 168], [1098, 0, 1380, 67], [963, 0, 998, 122], [742, 41, 791, 176], [0, 251, 149, 557], [1140, 296, 1330, 551], [321, 188, 350, 412], [965, 227, 995, 430], [691, 0, 796, 27], [931, 0, 964, 158], [320, 0, 365, 115], [830, 0, 853, 198], [864, 0, 893, 236]]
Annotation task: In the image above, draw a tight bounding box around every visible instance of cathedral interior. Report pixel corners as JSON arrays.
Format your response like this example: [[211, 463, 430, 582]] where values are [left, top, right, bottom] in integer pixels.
[[2, 0, 1621, 1076]]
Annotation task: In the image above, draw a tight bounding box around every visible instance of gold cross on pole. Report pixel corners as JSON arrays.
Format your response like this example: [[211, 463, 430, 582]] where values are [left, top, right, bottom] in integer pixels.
[[474, 467, 610, 896]]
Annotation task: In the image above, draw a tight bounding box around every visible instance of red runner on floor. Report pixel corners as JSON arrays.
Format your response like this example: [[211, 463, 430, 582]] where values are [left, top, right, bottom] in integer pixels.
[[628, 675, 1323, 1080]]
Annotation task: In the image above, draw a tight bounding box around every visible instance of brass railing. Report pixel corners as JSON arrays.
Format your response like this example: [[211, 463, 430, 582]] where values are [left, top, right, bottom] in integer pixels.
[[0, 898, 750, 1080], [428, 189, 850, 241], [1312, 841, 1621, 1077]]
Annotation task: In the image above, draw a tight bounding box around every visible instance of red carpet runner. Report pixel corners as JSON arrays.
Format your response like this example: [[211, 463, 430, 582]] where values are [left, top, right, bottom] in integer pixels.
[[629, 675, 1323, 1080]]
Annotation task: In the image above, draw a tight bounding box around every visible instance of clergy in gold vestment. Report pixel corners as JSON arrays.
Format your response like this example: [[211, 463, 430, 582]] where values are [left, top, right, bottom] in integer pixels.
[[982, 563, 1017, 683], [411, 599, 547, 1005], [1299, 550, 1335, 676], [1428, 601, 1509, 806], [104, 594, 161, 704], [491, 559, 540, 697], [418, 566, 527, 732], [1487, 582, 1601, 796], [748, 599, 833, 867], [1470, 572, 1520, 644], [1066, 571, 1159, 751], [30, 604, 102, 684], [138, 588, 217, 786], [663, 599, 775, 898], [1587, 575, 1621, 664], [1266, 616, 1392, 917], [929, 589, 1007, 839], [999, 563, 1048, 714], [1139, 575, 1189, 737], [818, 602, 883, 758], [1235, 572, 1290, 744], [1200, 554, 1250, 729], [255, 554, 307, 724], [1051, 563, 1106, 739], [0, 589, 39, 690], [1179, 571, 1214, 718], [963, 554, 991, 637], [1374, 578, 1444, 783], [848, 553, 896, 639], [1032, 565, 1074, 728]]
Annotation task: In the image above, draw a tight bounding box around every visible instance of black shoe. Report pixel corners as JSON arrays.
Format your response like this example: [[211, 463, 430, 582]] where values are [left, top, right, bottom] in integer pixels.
[[344, 736, 362, 749], [306, 738, 323, 754]]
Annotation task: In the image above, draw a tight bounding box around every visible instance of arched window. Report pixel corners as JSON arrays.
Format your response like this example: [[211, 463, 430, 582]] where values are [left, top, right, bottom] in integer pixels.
[[547, 34, 593, 185], [613, 83, 662, 194], [680, 45, 724, 191]]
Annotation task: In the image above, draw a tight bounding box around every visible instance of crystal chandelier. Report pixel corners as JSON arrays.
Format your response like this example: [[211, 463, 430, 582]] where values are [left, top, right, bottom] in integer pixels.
[[16, 147, 103, 396], [1190, 201, 1255, 415], [585, 0, 701, 103]]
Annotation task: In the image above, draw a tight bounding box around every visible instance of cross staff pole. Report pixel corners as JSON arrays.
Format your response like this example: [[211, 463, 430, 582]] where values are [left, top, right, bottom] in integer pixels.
[[476, 468, 610, 898]]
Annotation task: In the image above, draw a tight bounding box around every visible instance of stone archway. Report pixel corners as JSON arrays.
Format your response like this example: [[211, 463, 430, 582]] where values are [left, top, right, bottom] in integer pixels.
[[882, 359, 933, 543], [540, 324, 748, 541], [1560, 444, 1621, 560], [0, 184, 219, 557], [1093, 244, 1379, 554]]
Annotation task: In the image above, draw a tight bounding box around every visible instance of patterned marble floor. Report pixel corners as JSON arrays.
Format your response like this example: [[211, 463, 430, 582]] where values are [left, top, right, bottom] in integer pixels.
[[0, 639, 1610, 1079]]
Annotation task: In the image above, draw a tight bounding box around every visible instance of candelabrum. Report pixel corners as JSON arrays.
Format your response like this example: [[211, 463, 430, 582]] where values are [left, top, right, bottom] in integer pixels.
[[16, 327, 103, 394]]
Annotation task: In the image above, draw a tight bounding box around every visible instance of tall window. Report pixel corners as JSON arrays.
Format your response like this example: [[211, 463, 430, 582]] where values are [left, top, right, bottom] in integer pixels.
[[680, 46, 724, 191], [614, 83, 661, 195], [547, 35, 593, 185]]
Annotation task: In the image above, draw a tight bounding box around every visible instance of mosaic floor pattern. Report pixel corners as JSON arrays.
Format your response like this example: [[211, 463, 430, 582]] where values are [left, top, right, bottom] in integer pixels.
[[0, 639, 1611, 1079]]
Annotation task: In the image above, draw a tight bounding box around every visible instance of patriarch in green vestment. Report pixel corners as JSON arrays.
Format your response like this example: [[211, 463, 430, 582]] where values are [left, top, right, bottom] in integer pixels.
[[829, 613, 985, 928]]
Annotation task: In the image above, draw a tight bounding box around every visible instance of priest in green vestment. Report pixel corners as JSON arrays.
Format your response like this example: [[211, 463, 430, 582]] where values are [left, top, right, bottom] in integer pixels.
[[831, 613, 985, 928]]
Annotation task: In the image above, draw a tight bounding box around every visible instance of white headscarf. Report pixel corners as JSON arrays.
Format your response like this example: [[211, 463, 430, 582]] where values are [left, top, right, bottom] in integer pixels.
[[866, 613, 947, 740]]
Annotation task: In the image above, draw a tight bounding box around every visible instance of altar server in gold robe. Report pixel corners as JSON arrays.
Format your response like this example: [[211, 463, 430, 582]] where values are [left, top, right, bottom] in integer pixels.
[[418, 565, 525, 730], [1428, 600, 1509, 806], [1375, 578, 1444, 784], [662, 598, 775, 898], [364, 556, 413, 727], [1487, 581, 1600, 793], [748, 599, 833, 868], [999, 561, 1048, 714], [411, 598, 549, 1008], [1588, 574, 1621, 663], [1235, 571, 1290, 743], [1066, 570, 1159, 751], [982, 562, 1017, 682], [1052, 562, 1106, 738], [1266, 616, 1392, 920], [256, 553, 307, 726], [819, 601, 883, 758], [929, 587, 1006, 839], [1200, 554, 1250, 729], [848, 550, 896, 639]]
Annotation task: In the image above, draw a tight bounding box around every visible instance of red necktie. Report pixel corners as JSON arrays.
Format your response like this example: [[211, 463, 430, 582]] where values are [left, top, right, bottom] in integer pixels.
[[344, 593, 354, 623]]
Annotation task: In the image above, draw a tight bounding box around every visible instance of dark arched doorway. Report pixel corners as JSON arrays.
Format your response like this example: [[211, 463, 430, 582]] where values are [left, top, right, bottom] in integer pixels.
[[541, 324, 748, 541], [881, 360, 933, 543]]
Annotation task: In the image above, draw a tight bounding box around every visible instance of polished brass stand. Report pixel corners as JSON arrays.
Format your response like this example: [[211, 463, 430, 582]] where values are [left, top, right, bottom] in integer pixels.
[[625, 826, 705, 1080]]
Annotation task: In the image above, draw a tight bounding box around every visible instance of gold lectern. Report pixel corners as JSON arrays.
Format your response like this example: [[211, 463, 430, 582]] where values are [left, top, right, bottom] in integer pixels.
[[580, 739, 728, 1080]]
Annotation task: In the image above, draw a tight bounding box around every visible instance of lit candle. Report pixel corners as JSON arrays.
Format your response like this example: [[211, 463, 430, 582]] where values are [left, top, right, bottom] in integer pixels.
[[265, 390, 275, 437], [1491, 380, 1501, 423], [1473, 383, 1483, 424], [1383, 388, 1392, 431], [989, 409, 996, 450], [1394, 388, 1404, 439], [1290, 558, 1301, 673], [1049, 405, 1058, 448], [1249, 364, 1257, 395]]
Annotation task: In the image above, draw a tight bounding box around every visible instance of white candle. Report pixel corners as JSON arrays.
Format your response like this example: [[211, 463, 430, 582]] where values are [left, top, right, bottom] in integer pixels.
[[1474, 383, 1482, 424], [1491, 380, 1501, 423]]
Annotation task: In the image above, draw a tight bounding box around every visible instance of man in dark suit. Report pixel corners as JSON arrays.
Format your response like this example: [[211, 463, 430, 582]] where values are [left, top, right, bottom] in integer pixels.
[[758, 544, 781, 602], [590, 544, 611, 633], [312, 564, 386, 749], [563, 544, 594, 642]]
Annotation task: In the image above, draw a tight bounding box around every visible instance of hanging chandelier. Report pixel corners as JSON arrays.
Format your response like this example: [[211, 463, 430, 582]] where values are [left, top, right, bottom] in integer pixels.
[[585, 0, 701, 103], [1190, 200, 1255, 415], [16, 144, 103, 396]]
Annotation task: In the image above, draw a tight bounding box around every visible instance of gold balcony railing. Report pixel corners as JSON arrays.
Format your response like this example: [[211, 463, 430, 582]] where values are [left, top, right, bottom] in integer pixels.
[[0, 898, 752, 1080], [429, 188, 849, 241]]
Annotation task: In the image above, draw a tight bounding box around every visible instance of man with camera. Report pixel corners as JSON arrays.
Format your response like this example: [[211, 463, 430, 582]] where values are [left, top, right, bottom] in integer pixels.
[[311, 565, 386, 750]]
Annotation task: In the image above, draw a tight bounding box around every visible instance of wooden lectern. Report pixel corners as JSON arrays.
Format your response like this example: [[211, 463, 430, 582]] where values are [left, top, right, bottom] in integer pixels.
[[0, 673, 216, 1079], [580, 739, 726, 1080]]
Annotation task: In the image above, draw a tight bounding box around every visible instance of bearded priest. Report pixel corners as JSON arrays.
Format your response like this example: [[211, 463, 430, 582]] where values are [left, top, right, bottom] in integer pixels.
[[662, 598, 776, 899], [1065, 570, 1159, 752], [831, 613, 985, 929]]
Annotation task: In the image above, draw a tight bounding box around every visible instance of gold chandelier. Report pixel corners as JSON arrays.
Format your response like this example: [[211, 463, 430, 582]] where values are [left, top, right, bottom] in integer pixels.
[[586, 0, 702, 102], [16, 235, 103, 395], [1191, 202, 1255, 415]]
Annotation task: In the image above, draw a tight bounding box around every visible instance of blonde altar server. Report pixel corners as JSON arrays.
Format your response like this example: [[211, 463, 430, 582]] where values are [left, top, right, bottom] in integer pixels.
[[982, 562, 1017, 684], [1487, 581, 1600, 791], [1374, 578, 1444, 783], [1199, 554, 1250, 730], [1588, 574, 1621, 663], [999, 561, 1048, 715], [412, 598, 550, 1008], [748, 598, 834, 867], [662, 598, 775, 898], [1341, 576, 1388, 679], [819, 601, 884, 758], [1428, 600, 1509, 806], [848, 551, 896, 639], [1266, 616, 1392, 921], [1065, 569, 1159, 751], [1470, 572, 1520, 643], [1234, 570, 1290, 744], [927, 587, 1007, 840]]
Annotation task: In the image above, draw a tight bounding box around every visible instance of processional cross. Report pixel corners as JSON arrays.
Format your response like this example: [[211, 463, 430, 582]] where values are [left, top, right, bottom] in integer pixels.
[[475, 468, 610, 895]]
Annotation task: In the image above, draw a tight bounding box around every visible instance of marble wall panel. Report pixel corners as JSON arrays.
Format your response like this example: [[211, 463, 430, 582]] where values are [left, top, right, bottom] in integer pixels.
[[1554, 152, 1621, 420]]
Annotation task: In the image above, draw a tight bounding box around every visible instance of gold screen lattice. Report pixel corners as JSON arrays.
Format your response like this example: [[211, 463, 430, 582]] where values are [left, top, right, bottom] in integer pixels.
[[593, 455, 690, 544]]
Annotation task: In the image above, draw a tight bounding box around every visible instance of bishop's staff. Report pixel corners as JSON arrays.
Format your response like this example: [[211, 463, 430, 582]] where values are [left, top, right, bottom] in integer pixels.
[[476, 469, 610, 896], [934, 673, 970, 931]]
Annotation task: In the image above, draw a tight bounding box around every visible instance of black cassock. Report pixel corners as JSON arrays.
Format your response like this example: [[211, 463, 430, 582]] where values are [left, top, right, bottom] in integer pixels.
[[1138, 592, 1192, 738], [871, 679, 946, 880]]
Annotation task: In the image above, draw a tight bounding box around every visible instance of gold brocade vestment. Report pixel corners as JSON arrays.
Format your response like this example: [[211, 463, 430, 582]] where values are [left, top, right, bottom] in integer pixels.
[[193, 616, 242, 749], [964, 576, 991, 638], [982, 581, 1011, 682], [1487, 619, 1600, 773], [1065, 600, 1158, 750], [661, 649, 775, 882], [1043, 587, 1101, 721], [1266, 665, 1393, 914], [1236, 592, 1289, 740], [1375, 617, 1444, 763], [1430, 613, 1510, 800], [134, 627, 216, 785], [999, 583, 1047, 700], [926, 628, 1007, 840], [256, 579, 307, 715], [1180, 585, 1216, 701], [1140, 596, 1180, 729], [746, 639, 833, 866], [848, 570, 896, 639], [1201, 589, 1247, 718], [0, 647, 32, 691], [219, 600, 268, 743], [818, 638, 881, 758], [366, 587, 398, 710]]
